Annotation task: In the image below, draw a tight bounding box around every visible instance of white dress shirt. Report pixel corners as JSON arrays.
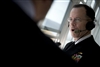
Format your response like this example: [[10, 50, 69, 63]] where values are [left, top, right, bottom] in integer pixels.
[[75, 34, 91, 45]]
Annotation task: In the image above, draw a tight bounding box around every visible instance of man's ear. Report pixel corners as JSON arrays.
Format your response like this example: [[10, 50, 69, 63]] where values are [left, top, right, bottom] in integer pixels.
[[68, 22, 69, 27]]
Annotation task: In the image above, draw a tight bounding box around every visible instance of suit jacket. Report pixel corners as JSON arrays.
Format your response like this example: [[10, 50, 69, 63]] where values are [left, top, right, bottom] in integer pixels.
[[1, 0, 76, 66], [63, 35, 100, 66]]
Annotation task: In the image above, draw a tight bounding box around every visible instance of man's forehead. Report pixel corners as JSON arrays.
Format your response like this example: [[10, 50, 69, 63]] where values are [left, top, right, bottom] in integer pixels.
[[70, 7, 87, 17]]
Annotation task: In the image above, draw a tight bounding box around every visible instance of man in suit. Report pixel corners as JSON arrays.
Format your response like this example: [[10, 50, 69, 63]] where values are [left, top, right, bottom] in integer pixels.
[[63, 4, 100, 66], [1, 0, 76, 66]]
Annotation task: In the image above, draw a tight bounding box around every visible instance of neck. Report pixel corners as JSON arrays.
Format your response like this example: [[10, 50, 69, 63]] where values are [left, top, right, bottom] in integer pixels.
[[74, 31, 91, 41]]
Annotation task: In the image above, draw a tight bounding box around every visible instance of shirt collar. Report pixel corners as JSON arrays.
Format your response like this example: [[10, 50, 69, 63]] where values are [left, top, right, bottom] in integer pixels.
[[75, 34, 91, 45]]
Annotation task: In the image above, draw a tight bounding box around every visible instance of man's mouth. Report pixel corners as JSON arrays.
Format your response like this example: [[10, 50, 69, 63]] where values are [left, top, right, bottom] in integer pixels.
[[71, 29, 75, 31]]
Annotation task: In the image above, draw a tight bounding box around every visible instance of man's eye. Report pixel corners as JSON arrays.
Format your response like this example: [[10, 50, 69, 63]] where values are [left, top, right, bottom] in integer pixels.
[[75, 19, 81, 22]]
